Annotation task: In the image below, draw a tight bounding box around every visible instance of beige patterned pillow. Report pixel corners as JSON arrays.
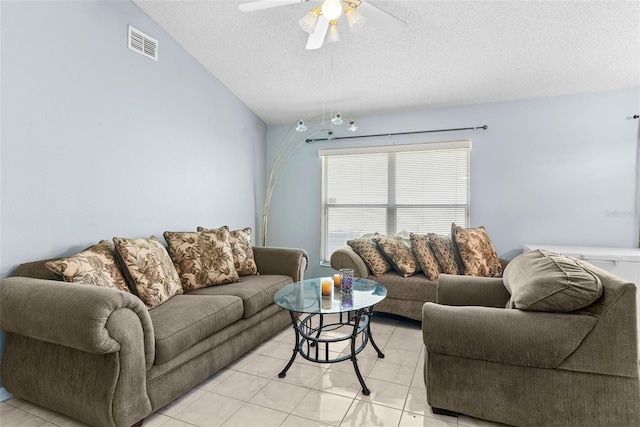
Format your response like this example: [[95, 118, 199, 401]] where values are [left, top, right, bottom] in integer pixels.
[[113, 236, 183, 308], [347, 234, 391, 277], [452, 223, 503, 277], [410, 233, 441, 280], [45, 240, 130, 293], [166, 229, 239, 291], [427, 233, 461, 275], [198, 226, 258, 276], [377, 235, 420, 277]]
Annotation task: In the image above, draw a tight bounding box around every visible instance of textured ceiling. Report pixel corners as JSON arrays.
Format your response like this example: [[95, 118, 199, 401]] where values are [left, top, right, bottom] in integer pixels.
[[134, 0, 640, 125]]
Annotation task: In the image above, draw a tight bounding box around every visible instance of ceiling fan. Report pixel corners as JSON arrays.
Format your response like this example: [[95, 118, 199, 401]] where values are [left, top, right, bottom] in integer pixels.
[[238, 0, 406, 50]]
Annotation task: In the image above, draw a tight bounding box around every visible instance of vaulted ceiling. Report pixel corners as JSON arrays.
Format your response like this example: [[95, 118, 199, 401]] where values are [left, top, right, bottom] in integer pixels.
[[135, 0, 640, 125]]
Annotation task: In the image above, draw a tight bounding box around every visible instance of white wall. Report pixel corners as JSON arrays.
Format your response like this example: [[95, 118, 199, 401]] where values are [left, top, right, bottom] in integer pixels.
[[266, 89, 639, 279], [0, 0, 265, 396]]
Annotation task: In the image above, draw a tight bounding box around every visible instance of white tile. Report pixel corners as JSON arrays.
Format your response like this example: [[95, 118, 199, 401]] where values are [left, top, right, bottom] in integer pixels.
[[174, 392, 244, 427], [195, 369, 235, 391], [368, 359, 416, 386], [249, 380, 310, 413], [262, 340, 299, 361], [0, 403, 48, 427], [403, 387, 432, 416], [399, 411, 458, 427], [143, 412, 172, 427], [274, 361, 327, 388], [272, 326, 295, 343], [329, 354, 377, 377], [385, 335, 424, 352], [312, 369, 362, 399], [157, 388, 207, 417], [280, 414, 334, 427], [211, 371, 270, 401], [340, 400, 403, 427], [157, 419, 198, 427], [378, 347, 421, 367], [355, 377, 409, 410], [411, 366, 426, 390], [291, 390, 354, 426], [220, 402, 287, 427], [458, 415, 512, 426], [4, 398, 61, 421], [48, 413, 91, 427], [236, 354, 284, 379]]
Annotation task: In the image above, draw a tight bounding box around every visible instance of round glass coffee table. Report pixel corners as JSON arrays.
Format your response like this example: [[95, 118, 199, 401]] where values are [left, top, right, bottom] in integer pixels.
[[274, 277, 387, 395]]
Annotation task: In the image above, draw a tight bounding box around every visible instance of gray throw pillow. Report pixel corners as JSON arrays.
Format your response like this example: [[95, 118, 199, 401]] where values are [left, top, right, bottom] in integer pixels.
[[503, 249, 603, 312]]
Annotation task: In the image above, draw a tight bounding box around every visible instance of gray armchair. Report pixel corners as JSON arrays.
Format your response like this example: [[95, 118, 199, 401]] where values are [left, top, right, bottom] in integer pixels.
[[422, 263, 640, 427]]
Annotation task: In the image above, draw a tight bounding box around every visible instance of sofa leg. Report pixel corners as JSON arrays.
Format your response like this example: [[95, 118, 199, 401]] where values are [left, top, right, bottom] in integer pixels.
[[431, 407, 459, 417], [131, 419, 144, 427]]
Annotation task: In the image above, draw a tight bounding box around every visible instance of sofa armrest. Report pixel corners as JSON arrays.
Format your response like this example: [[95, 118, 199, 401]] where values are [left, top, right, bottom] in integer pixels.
[[330, 245, 370, 278], [0, 277, 155, 369], [422, 303, 597, 369], [253, 247, 308, 282], [436, 274, 511, 307]]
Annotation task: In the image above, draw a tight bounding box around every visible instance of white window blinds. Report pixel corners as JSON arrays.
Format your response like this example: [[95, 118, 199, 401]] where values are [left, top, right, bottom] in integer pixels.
[[320, 141, 470, 263]]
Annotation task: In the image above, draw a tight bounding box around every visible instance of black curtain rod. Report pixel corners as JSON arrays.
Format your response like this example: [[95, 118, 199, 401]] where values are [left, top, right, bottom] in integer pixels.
[[305, 125, 488, 143]]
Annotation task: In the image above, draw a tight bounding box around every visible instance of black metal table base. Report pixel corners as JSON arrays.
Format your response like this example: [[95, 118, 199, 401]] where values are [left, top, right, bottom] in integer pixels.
[[278, 306, 384, 395]]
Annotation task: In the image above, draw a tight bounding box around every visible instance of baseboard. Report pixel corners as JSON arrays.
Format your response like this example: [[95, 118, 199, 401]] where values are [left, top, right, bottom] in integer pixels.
[[0, 387, 13, 402]]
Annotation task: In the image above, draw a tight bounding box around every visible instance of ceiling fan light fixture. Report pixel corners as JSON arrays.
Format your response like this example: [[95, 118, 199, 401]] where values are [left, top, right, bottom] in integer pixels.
[[299, 8, 321, 34], [346, 6, 365, 31], [321, 0, 343, 21], [331, 113, 343, 126], [296, 120, 308, 132], [328, 21, 340, 42], [348, 119, 358, 132]]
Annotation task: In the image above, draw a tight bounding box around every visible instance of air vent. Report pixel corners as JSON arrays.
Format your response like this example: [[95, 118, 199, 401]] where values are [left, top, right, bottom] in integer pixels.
[[128, 25, 158, 61]]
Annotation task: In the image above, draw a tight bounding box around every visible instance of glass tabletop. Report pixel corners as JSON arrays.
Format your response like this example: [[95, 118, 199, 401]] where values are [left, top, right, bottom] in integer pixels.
[[274, 278, 387, 314]]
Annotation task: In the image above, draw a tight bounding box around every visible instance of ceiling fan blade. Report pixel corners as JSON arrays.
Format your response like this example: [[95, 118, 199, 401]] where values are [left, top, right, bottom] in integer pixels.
[[238, 0, 304, 13], [306, 15, 330, 50], [357, 1, 406, 32]]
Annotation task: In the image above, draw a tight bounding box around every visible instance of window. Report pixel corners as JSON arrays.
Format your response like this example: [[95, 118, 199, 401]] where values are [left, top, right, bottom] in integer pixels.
[[320, 141, 470, 263]]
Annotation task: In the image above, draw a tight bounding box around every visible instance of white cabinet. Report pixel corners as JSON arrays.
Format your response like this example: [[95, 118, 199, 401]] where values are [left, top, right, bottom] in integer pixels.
[[523, 244, 640, 334]]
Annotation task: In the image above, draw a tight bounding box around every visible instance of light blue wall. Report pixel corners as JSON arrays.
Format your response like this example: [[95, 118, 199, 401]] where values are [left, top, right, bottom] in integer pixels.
[[266, 89, 640, 279], [0, 0, 266, 397]]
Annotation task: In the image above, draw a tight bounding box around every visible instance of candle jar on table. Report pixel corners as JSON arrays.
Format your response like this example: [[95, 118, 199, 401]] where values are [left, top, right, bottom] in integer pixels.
[[321, 277, 333, 297], [339, 269, 354, 296], [333, 273, 342, 288]]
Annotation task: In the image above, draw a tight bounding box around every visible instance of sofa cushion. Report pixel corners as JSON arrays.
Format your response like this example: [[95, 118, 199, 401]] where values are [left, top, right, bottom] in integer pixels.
[[377, 235, 420, 277], [427, 234, 462, 275], [45, 241, 130, 293], [187, 274, 292, 318], [164, 231, 239, 292], [149, 294, 244, 365], [503, 250, 603, 312], [198, 226, 258, 276], [113, 236, 183, 309], [451, 223, 503, 278], [410, 233, 441, 280], [347, 235, 391, 277], [370, 272, 437, 302]]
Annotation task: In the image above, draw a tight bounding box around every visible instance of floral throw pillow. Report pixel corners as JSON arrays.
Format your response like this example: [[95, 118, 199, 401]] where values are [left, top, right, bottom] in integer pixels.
[[347, 234, 391, 277], [197, 226, 258, 276], [427, 233, 461, 275], [377, 235, 421, 277], [113, 236, 183, 309], [410, 233, 441, 280], [45, 240, 130, 293], [452, 223, 503, 277], [165, 230, 239, 291]]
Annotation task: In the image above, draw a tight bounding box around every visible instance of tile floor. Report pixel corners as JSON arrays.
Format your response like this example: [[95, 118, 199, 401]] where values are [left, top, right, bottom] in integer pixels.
[[0, 314, 508, 427]]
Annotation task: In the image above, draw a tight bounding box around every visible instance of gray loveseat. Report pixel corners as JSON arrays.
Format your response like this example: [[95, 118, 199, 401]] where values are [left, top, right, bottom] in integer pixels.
[[331, 245, 507, 321], [422, 252, 640, 426], [0, 246, 307, 427]]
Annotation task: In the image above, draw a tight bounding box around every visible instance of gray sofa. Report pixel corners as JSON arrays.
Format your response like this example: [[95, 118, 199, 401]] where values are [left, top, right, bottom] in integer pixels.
[[330, 245, 507, 321], [422, 256, 640, 426], [0, 246, 307, 427]]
